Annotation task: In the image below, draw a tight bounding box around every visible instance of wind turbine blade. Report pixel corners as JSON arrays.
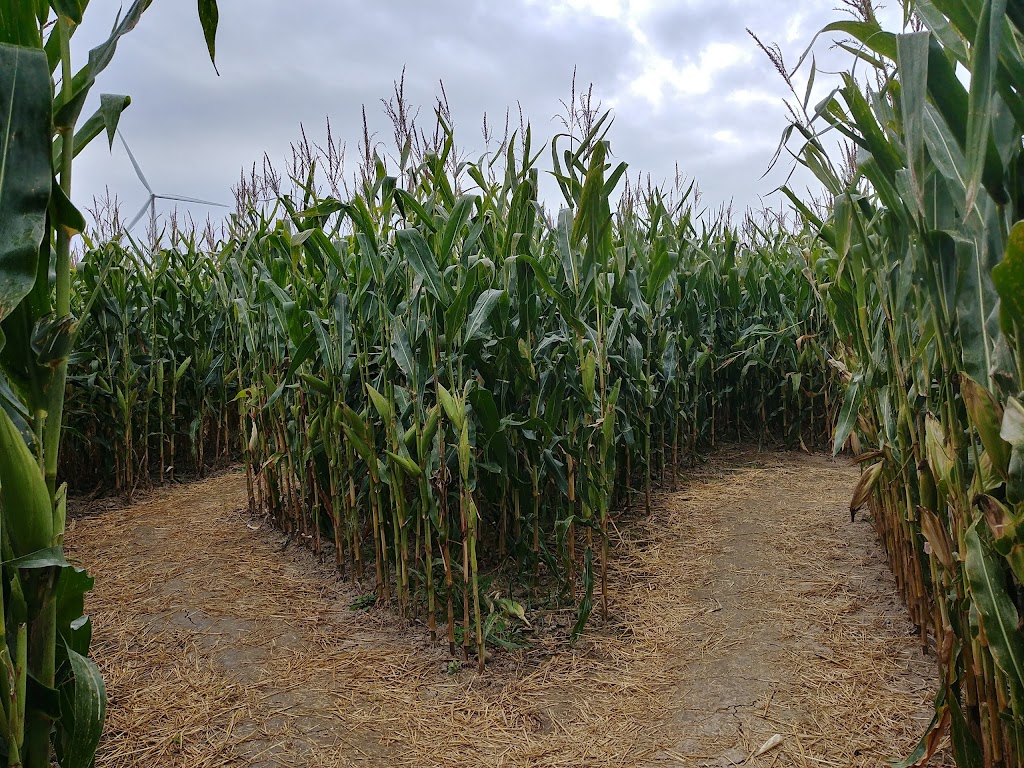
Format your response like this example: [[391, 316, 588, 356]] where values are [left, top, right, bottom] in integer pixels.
[[155, 194, 229, 207], [127, 195, 155, 230], [117, 130, 154, 195]]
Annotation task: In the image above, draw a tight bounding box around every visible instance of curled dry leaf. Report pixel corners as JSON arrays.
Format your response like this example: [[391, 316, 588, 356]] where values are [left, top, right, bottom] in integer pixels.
[[850, 461, 883, 520], [920, 507, 955, 573]]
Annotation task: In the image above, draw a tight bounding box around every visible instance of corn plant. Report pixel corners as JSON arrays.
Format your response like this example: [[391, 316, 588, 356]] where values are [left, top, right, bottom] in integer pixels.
[[214, 108, 841, 671], [0, 3, 218, 765], [783, 0, 1024, 762]]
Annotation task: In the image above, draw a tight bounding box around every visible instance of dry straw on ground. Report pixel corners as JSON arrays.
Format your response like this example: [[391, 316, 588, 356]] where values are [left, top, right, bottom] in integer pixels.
[[67, 448, 950, 767]]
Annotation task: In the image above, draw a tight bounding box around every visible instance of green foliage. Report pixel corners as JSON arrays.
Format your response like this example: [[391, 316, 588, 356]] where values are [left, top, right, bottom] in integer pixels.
[[349, 593, 376, 611], [69, 108, 840, 675], [61, 237, 239, 491], [786, 0, 1024, 761], [0, 43, 50, 324], [0, 3, 220, 766]]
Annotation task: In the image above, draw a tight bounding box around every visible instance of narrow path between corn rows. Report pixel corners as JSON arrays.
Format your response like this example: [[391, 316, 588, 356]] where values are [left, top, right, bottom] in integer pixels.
[[68, 448, 947, 767]]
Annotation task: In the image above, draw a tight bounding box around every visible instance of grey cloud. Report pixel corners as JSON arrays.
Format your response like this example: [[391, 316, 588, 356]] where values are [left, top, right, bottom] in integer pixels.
[[642, 0, 752, 58], [70, 0, 864, 229]]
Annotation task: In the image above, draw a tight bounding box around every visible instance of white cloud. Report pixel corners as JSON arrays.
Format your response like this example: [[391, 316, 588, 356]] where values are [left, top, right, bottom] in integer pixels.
[[712, 129, 742, 146], [629, 41, 751, 106], [728, 88, 780, 106], [554, 0, 626, 19]]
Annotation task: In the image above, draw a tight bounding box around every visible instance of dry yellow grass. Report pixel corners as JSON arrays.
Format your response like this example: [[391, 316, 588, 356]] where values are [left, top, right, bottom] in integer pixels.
[[67, 448, 949, 767]]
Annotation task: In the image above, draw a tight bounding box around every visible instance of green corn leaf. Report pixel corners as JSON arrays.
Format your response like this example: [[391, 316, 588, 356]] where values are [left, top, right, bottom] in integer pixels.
[[949, 692, 984, 768], [924, 34, 1007, 205], [965, 522, 1024, 693], [3, 546, 69, 570], [822, 19, 898, 60], [464, 288, 504, 344], [50, 1, 85, 24], [197, 0, 220, 73], [0, 2, 42, 46], [570, 548, 595, 646], [307, 312, 336, 376], [53, 0, 155, 130], [0, 43, 51, 326], [265, 333, 316, 408], [963, 0, 1006, 215], [0, 406, 52, 556], [838, 74, 902, 186], [397, 227, 448, 304], [897, 32, 930, 215], [365, 383, 392, 423], [439, 194, 476, 260], [391, 190, 438, 232], [390, 316, 415, 378], [55, 565, 94, 657], [517, 254, 583, 333], [53, 93, 131, 168], [922, 102, 968, 211], [444, 266, 478, 333], [49, 179, 86, 236], [30, 313, 75, 368], [832, 376, 863, 455], [992, 220, 1024, 337], [467, 387, 501, 443], [56, 645, 106, 768]]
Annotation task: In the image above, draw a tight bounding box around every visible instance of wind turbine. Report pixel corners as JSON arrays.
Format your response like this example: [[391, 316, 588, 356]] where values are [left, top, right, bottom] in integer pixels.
[[118, 130, 228, 236]]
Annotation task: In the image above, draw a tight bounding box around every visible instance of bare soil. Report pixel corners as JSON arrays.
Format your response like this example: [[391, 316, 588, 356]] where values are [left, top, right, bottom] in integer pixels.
[[67, 447, 949, 767]]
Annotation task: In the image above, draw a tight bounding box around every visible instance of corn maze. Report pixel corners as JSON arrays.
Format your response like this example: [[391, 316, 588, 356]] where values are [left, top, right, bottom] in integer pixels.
[[2, 0, 1024, 765]]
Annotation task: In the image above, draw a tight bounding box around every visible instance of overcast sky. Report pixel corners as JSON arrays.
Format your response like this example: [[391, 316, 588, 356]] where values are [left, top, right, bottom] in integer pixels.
[[69, 0, 885, 232]]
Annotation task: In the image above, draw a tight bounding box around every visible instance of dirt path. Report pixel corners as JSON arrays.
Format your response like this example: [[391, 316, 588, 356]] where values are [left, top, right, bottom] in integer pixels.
[[68, 449, 946, 767]]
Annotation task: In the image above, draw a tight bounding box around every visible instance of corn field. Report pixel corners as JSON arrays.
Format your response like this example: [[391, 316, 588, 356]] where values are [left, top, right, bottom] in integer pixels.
[[63, 236, 239, 493], [785, 0, 1024, 763], [65, 114, 840, 669], [18, 0, 1024, 762]]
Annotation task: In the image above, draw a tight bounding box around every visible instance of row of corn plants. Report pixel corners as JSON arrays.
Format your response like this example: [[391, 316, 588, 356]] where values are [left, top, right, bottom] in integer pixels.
[[65, 110, 841, 666], [784, 0, 1024, 763], [205, 114, 842, 670], [62, 233, 239, 494]]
